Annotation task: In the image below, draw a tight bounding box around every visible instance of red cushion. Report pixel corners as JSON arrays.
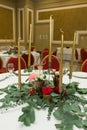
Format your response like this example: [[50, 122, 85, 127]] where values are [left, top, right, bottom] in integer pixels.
[[81, 59, 87, 72], [75, 49, 78, 60], [6, 56, 26, 71], [0, 57, 3, 69], [22, 53, 34, 67], [42, 55, 59, 71], [81, 48, 87, 61]]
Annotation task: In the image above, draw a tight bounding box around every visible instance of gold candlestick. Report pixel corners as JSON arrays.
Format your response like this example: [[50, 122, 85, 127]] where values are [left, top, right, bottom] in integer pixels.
[[49, 15, 53, 67], [59, 31, 64, 93], [69, 32, 76, 80], [18, 38, 21, 90], [28, 24, 32, 67]]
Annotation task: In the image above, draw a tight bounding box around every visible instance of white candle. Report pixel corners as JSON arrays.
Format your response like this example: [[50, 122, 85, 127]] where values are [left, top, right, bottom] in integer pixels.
[[18, 38, 21, 90], [28, 24, 32, 67]]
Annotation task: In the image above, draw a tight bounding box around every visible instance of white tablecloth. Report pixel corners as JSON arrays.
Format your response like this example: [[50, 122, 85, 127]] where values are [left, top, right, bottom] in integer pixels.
[[0, 50, 41, 68], [0, 71, 86, 130], [0, 52, 16, 68]]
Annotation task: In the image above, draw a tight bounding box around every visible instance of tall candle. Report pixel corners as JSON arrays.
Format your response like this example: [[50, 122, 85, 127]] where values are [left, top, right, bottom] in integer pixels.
[[28, 24, 32, 67], [69, 32, 76, 80], [18, 38, 21, 90], [59, 32, 64, 93], [49, 15, 53, 65]]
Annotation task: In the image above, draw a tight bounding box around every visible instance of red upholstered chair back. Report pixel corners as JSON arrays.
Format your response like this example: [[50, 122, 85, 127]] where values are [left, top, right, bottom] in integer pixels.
[[81, 48, 87, 62], [42, 48, 49, 59], [0, 57, 7, 73], [52, 49, 57, 56], [22, 53, 34, 67], [6, 56, 27, 71], [0, 57, 3, 69], [31, 46, 35, 51], [75, 49, 78, 60], [41, 55, 59, 71], [81, 59, 87, 72]]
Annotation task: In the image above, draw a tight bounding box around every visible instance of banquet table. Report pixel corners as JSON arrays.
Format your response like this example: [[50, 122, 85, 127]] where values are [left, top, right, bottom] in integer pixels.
[[0, 50, 41, 68], [0, 71, 87, 130], [0, 51, 16, 68]]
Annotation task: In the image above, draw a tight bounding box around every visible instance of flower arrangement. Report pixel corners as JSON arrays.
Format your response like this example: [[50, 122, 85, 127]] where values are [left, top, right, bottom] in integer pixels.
[[0, 70, 87, 130]]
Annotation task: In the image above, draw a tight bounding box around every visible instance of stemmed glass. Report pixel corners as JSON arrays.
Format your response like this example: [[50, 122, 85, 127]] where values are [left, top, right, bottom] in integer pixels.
[[7, 63, 14, 76], [37, 64, 43, 74]]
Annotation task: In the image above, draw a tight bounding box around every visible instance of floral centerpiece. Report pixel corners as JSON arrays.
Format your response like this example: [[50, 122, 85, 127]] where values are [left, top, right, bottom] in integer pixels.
[[0, 70, 87, 130]]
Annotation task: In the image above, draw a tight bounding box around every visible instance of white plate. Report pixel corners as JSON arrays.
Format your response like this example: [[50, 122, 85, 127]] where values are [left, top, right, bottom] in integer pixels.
[[72, 72, 87, 78]]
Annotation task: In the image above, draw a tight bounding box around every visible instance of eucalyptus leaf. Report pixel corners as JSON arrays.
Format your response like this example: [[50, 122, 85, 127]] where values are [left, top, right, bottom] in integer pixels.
[[83, 119, 87, 127], [74, 119, 82, 128], [77, 88, 87, 94], [71, 103, 81, 112], [19, 105, 35, 126]]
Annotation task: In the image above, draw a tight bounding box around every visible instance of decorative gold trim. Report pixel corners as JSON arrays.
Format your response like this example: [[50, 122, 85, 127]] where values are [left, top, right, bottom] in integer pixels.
[[0, 4, 15, 43], [18, 8, 24, 42], [75, 31, 87, 45], [27, 8, 34, 43], [36, 4, 87, 45]]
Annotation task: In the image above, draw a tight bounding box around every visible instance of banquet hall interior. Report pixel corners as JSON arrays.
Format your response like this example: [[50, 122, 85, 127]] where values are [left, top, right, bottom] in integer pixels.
[[0, 0, 87, 72], [1, 1, 87, 130]]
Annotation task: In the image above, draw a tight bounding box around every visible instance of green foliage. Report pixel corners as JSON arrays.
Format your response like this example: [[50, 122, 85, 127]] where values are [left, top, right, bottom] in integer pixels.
[[18, 105, 35, 126], [0, 81, 87, 129]]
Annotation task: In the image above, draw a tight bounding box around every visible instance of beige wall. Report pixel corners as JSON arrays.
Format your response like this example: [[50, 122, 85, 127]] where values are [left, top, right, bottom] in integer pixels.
[[0, 0, 87, 51], [34, 0, 87, 51]]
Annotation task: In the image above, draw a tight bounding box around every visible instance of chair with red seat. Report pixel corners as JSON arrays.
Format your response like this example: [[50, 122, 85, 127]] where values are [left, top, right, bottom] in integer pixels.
[[78, 48, 86, 64], [81, 59, 87, 72], [0, 57, 3, 69], [6, 56, 27, 71], [21, 53, 34, 67], [41, 55, 59, 71], [41, 48, 49, 59], [0, 57, 7, 73], [81, 48, 87, 62], [52, 49, 57, 56], [75, 49, 78, 60]]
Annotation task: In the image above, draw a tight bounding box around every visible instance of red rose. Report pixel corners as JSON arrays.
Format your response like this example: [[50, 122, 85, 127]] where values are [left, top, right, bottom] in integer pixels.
[[42, 86, 52, 95], [53, 85, 59, 94]]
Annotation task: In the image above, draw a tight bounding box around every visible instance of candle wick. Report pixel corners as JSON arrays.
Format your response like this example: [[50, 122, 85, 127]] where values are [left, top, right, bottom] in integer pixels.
[[60, 28, 64, 34]]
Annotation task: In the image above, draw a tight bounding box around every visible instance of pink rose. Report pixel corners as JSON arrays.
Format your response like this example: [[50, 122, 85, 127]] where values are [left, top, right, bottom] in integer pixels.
[[29, 73, 37, 81]]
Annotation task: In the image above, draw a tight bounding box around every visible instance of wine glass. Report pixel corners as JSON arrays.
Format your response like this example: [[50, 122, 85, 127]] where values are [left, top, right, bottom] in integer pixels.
[[37, 64, 43, 74], [7, 63, 14, 76]]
